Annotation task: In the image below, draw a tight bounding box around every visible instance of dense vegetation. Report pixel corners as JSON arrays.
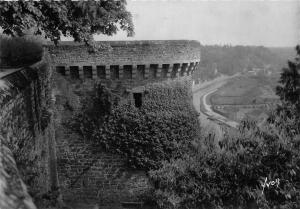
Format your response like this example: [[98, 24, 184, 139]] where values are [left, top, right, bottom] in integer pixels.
[[67, 80, 201, 170], [151, 46, 300, 209], [276, 45, 300, 114], [151, 120, 300, 209], [0, 1, 133, 45], [194, 45, 294, 81]]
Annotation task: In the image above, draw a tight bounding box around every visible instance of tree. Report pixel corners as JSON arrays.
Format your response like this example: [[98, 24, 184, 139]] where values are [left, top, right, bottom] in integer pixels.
[[0, 0, 134, 45], [267, 46, 300, 137], [276, 45, 300, 113]]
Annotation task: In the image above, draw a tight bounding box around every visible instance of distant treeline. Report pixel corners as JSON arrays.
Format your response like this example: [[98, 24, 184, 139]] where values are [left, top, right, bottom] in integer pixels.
[[194, 45, 295, 81]]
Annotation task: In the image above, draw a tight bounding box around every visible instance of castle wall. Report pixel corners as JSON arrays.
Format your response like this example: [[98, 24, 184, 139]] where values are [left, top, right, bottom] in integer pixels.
[[46, 40, 201, 90], [56, 130, 151, 207], [52, 75, 152, 207], [0, 40, 201, 208], [0, 135, 37, 209], [53, 76, 197, 208], [49, 40, 201, 207]]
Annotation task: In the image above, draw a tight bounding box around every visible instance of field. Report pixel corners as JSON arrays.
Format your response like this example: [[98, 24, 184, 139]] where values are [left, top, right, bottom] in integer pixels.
[[210, 74, 280, 123]]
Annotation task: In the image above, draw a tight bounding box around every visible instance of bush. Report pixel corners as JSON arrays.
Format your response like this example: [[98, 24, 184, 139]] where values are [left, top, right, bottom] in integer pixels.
[[0, 35, 43, 67], [150, 120, 300, 209]]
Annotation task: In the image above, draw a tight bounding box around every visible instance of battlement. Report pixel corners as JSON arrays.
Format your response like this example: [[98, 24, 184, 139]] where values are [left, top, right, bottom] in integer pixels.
[[46, 40, 201, 87]]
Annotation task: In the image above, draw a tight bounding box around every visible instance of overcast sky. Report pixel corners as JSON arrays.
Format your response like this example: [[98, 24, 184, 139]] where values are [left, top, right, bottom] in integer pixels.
[[93, 0, 299, 47]]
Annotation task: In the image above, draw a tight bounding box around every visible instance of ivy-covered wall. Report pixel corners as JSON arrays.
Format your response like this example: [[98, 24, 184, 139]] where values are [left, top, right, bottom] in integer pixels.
[[0, 58, 54, 208], [52, 75, 151, 207], [0, 41, 201, 209], [0, 135, 37, 209], [52, 73, 199, 207]]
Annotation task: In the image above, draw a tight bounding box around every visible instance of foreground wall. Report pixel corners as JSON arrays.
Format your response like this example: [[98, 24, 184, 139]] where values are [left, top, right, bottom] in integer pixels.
[[0, 60, 54, 209], [0, 135, 37, 209]]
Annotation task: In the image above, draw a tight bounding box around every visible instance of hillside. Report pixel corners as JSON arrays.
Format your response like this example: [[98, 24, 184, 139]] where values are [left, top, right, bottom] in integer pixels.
[[193, 45, 295, 81]]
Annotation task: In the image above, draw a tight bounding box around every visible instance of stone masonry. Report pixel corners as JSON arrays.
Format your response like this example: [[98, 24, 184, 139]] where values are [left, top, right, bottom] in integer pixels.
[[0, 40, 201, 208], [47, 40, 201, 90], [0, 59, 54, 209]]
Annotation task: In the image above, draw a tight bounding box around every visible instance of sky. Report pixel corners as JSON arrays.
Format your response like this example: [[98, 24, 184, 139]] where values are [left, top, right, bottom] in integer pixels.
[[93, 0, 299, 47]]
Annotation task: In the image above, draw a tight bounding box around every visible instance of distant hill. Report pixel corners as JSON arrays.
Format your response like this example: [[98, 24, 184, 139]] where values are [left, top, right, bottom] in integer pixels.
[[193, 45, 295, 81]]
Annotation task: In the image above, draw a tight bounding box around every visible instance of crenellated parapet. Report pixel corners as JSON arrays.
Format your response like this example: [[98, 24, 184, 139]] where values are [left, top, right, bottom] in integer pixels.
[[53, 62, 199, 79], [46, 40, 201, 88]]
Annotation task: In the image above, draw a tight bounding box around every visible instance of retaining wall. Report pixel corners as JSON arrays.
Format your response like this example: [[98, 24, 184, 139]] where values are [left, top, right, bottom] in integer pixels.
[[0, 60, 54, 209]]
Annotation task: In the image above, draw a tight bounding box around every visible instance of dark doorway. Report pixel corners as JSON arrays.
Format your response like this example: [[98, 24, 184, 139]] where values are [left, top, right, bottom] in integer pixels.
[[133, 93, 142, 108], [56, 66, 66, 75]]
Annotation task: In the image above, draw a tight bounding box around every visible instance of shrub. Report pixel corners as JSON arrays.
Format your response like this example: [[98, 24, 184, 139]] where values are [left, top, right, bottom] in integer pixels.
[[0, 35, 43, 67], [150, 120, 300, 209]]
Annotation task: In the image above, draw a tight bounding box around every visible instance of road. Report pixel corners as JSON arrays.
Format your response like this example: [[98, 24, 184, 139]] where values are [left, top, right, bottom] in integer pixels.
[[192, 75, 239, 132], [200, 88, 239, 128]]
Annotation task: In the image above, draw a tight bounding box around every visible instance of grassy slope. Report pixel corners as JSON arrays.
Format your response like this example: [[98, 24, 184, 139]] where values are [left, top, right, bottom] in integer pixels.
[[210, 75, 279, 105], [209, 74, 280, 122]]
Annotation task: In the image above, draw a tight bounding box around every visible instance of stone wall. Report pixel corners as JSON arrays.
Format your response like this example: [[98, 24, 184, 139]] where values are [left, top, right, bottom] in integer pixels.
[[56, 132, 151, 207], [0, 59, 54, 208], [46, 40, 201, 90], [52, 74, 152, 208], [52, 75, 199, 209], [0, 40, 201, 208], [0, 135, 37, 209], [49, 40, 201, 208]]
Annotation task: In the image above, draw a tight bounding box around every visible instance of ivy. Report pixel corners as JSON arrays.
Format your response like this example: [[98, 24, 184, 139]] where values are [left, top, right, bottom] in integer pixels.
[[67, 81, 201, 170]]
